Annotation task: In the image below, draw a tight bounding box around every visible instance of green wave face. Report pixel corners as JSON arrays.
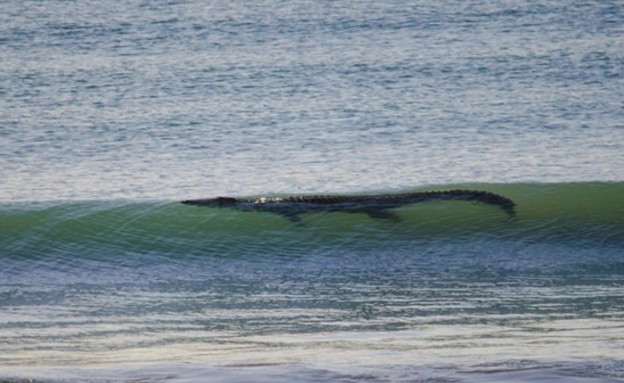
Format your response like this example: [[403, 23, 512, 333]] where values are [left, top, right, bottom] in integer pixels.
[[1, 184, 624, 372], [1, 182, 623, 260]]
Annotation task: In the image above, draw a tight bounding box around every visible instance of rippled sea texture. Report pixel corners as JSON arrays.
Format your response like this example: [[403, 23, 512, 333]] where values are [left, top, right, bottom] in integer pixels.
[[1, 0, 623, 200], [1, 0, 624, 382], [2, 184, 624, 382]]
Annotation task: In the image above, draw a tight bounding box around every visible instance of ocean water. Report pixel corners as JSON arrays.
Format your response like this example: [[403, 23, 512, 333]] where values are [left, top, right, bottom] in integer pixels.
[[1, 0, 623, 382]]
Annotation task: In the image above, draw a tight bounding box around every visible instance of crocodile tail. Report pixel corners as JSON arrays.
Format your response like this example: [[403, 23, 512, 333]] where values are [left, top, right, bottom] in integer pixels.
[[457, 190, 516, 217]]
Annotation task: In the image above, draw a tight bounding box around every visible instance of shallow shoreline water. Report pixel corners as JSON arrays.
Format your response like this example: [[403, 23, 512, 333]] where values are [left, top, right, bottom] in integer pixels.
[[2, 360, 624, 383], [2, 0, 623, 381], [2, 183, 624, 381]]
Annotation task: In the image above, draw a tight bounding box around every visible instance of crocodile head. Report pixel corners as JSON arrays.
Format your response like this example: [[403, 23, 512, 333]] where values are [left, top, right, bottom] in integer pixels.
[[181, 197, 238, 206]]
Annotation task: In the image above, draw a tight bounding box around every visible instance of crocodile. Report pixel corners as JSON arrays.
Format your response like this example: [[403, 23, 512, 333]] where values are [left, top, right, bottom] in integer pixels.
[[181, 189, 516, 222]]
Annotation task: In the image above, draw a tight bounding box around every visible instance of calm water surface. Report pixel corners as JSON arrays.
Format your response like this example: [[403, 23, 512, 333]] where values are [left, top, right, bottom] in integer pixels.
[[1, 0, 623, 382]]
